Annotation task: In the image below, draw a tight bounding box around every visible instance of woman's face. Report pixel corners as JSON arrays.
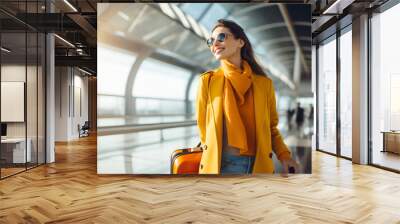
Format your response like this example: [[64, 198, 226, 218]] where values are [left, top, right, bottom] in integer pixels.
[[209, 26, 244, 61]]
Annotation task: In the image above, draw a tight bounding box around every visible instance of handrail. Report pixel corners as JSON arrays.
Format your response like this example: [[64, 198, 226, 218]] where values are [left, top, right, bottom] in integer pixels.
[[98, 120, 197, 136], [98, 114, 194, 118], [99, 94, 193, 102]]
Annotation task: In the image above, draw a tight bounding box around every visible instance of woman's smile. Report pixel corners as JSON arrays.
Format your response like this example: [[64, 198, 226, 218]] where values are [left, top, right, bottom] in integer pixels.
[[214, 47, 225, 55]]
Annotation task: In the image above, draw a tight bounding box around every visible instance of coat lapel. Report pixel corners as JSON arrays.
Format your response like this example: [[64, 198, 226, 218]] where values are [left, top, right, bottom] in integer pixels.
[[209, 69, 225, 158], [252, 76, 267, 146]]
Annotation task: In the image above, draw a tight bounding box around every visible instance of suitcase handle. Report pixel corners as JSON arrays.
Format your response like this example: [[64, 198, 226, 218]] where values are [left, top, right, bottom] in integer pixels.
[[190, 142, 203, 152], [189, 148, 203, 153], [170, 142, 203, 174]]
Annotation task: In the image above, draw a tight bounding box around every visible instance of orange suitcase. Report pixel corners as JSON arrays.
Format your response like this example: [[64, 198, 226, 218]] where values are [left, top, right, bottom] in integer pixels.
[[170, 143, 203, 174]]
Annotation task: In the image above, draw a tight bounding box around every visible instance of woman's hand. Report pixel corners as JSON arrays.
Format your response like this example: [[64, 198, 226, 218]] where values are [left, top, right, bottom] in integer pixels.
[[279, 158, 300, 177]]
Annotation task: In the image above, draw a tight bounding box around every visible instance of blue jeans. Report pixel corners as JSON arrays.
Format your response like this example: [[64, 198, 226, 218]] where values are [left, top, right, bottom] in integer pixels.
[[220, 150, 255, 174]]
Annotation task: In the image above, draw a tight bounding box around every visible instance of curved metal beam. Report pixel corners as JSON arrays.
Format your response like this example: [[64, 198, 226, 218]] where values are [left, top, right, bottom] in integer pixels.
[[278, 4, 310, 74], [197, 3, 213, 21], [275, 54, 294, 62], [281, 59, 295, 65], [259, 36, 311, 48], [127, 5, 149, 33], [124, 49, 153, 116], [230, 3, 276, 17], [185, 73, 196, 118], [174, 30, 190, 51], [267, 46, 311, 56], [248, 21, 310, 34], [143, 23, 175, 41]]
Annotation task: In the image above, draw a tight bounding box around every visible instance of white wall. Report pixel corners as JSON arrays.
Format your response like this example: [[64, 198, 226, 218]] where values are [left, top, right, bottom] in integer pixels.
[[1, 66, 26, 130], [1, 64, 46, 164], [71, 73, 89, 138], [55, 67, 89, 141], [1, 65, 33, 138], [55, 66, 69, 141]]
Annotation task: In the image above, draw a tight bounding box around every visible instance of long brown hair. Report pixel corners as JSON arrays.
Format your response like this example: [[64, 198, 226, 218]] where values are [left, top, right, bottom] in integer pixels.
[[212, 19, 266, 76]]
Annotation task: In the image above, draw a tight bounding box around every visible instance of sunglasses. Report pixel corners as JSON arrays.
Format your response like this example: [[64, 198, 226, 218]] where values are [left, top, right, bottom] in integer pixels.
[[206, 32, 233, 48]]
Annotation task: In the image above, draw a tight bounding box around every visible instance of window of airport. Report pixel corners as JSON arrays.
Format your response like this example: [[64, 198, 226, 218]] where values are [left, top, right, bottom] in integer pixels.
[[132, 57, 192, 124]]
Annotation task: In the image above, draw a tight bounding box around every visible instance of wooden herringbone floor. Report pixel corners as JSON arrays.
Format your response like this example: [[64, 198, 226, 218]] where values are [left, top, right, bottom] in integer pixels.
[[1, 134, 400, 224]]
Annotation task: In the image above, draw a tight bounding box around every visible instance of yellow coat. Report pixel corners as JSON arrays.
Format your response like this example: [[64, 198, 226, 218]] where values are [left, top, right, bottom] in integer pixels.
[[196, 68, 291, 174]]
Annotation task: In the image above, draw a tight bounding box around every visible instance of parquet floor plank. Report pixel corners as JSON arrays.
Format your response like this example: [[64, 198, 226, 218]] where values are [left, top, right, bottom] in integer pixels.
[[0, 135, 399, 223]]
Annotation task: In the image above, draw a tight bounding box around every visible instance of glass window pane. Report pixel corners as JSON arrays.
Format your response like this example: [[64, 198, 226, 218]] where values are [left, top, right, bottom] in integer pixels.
[[27, 31, 38, 168], [98, 43, 137, 96], [188, 75, 199, 119], [98, 95, 125, 117], [1, 31, 27, 177], [371, 4, 400, 171], [188, 75, 199, 101], [133, 58, 191, 100], [131, 58, 191, 126], [136, 98, 185, 115], [199, 4, 228, 31], [180, 3, 210, 20], [340, 29, 352, 158], [318, 36, 337, 154]]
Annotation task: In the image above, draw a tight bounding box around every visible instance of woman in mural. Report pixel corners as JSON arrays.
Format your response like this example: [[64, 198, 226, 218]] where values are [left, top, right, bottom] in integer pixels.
[[196, 19, 299, 175]]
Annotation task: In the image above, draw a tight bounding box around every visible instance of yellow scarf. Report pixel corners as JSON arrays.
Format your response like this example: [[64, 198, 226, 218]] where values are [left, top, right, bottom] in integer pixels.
[[221, 59, 256, 156]]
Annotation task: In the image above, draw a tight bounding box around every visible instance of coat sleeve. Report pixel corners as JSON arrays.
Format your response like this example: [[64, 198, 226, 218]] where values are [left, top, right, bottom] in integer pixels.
[[267, 79, 292, 161], [196, 74, 209, 145]]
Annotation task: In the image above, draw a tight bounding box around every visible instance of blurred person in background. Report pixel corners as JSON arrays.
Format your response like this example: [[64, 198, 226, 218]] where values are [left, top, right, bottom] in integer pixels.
[[287, 107, 295, 131], [295, 102, 305, 137], [308, 104, 314, 136]]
